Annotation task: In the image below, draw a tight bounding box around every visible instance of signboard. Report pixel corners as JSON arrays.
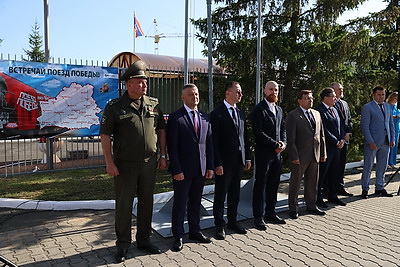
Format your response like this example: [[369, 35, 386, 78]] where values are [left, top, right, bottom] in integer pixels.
[[0, 60, 119, 139]]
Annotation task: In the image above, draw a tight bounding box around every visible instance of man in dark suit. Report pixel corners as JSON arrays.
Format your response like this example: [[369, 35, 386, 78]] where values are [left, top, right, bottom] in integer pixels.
[[167, 83, 214, 252], [210, 81, 252, 240], [286, 90, 327, 219], [316, 87, 346, 208], [360, 86, 395, 199], [251, 81, 286, 230], [331, 82, 354, 196]]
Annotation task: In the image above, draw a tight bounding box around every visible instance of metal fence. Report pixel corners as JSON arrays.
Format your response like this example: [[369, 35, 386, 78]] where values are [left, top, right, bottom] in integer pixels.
[[0, 54, 226, 176], [0, 136, 104, 177]]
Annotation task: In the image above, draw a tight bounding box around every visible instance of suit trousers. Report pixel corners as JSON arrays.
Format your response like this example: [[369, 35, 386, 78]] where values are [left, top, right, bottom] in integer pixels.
[[288, 158, 319, 212], [172, 172, 205, 238], [252, 155, 282, 218], [361, 140, 390, 191], [213, 151, 243, 227], [114, 156, 156, 249], [337, 143, 348, 189], [318, 147, 340, 200]]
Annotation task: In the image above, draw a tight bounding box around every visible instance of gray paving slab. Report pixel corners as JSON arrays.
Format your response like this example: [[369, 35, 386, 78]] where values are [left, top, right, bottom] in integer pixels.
[[0, 166, 400, 266]]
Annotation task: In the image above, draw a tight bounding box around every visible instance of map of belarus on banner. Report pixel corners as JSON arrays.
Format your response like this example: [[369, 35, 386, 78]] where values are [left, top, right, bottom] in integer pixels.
[[0, 60, 119, 139], [38, 82, 102, 129]]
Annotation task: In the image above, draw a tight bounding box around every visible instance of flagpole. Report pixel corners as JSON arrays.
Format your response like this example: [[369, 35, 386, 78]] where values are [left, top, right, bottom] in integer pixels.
[[43, 0, 50, 62], [183, 0, 189, 84], [133, 12, 136, 53]]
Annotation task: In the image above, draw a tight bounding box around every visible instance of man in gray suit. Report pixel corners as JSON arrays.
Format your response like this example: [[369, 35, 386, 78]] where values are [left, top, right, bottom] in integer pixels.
[[286, 90, 327, 219], [360, 86, 395, 199]]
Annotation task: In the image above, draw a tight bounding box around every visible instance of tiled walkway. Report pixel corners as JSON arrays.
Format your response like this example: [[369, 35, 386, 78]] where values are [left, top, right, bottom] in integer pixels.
[[1, 167, 399, 266]]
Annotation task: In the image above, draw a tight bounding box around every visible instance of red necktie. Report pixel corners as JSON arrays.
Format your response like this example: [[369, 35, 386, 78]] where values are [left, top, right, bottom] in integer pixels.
[[329, 107, 336, 118], [191, 111, 199, 136]]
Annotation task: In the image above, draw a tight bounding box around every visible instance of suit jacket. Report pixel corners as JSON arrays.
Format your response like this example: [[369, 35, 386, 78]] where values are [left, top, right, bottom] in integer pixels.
[[210, 103, 251, 167], [251, 100, 286, 159], [316, 103, 345, 149], [361, 101, 395, 146], [286, 107, 326, 163], [335, 99, 353, 134], [167, 106, 214, 177]]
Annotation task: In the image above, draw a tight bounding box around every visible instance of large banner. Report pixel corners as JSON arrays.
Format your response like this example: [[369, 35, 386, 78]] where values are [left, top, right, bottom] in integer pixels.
[[0, 60, 119, 139]]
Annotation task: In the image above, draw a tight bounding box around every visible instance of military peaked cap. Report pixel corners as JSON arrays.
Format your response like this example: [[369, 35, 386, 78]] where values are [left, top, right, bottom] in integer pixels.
[[120, 60, 148, 81]]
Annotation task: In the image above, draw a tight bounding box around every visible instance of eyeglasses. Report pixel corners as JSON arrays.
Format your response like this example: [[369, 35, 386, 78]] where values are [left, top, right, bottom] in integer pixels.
[[301, 96, 314, 100]]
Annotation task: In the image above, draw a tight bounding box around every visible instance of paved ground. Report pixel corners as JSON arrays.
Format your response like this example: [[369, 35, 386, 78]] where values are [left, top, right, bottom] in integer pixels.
[[0, 167, 399, 266]]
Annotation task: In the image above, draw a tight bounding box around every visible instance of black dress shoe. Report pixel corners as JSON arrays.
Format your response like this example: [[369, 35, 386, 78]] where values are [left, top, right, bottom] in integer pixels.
[[227, 222, 247, 234], [254, 218, 266, 230], [215, 227, 226, 240], [337, 188, 354, 196], [361, 190, 368, 199], [316, 199, 328, 208], [115, 248, 128, 263], [264, 214, 286, 224], [375, 189, 393, 197], [289, 211, 298, 219], [306, 208, 326, 216], [137, 243, 161, 254], [172, 237, 183, 252], [327, 198, 346, 206], [188, 232, 212, 243]]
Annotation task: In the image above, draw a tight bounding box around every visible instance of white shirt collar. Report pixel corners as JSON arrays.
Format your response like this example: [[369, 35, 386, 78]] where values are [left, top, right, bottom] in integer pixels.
[[184, 104, 197, 113], [223, 99, 236, 109], [264, 98, 277, 115], [300, 106, 310, 113], [322, 102, 331, 109]]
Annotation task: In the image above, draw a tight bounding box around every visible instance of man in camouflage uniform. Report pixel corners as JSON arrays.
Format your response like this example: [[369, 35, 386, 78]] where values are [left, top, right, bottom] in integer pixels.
[[100, 60, 167, 263]]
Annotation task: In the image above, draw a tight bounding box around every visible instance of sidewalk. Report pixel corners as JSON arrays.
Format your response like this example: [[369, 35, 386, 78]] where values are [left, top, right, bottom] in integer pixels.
[[0, 166, 399, 266]]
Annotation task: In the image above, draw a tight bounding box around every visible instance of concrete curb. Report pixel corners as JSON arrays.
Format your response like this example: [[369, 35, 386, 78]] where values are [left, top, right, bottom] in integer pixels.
[[0, 160, 365, 211]]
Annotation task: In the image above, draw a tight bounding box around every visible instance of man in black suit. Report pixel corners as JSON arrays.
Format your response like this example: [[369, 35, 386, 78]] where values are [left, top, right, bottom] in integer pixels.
[[251, 81, 286, 230], [331, 82, 354, 196], [167, 83, 214, 252], [210, 81, 252, 240], [316, 87, 346, 208]]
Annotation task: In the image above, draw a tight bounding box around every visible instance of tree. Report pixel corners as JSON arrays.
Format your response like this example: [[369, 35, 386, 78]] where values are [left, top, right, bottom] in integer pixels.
[[24, 20, 46, 62], [193, 0, 400, 159], [194, 0, 399, 109]]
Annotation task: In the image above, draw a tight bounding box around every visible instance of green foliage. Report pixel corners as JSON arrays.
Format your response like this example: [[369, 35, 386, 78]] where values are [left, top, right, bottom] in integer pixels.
[[194, 1, 400, 109], [193, 0, 400, 162], [23, 20, 46, 63]]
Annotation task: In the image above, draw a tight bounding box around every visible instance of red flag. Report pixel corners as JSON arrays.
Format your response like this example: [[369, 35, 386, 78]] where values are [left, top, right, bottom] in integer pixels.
[[134, 13, 144, 38]]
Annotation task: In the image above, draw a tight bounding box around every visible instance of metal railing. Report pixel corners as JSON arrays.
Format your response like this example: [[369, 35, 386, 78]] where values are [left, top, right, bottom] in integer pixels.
[[0, 136, 104, 177]]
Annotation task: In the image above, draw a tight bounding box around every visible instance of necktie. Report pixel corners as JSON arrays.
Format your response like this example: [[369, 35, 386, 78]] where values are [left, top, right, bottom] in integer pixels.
[[329, 107, 336, 118], [230, 107, 239, 129], [270, 104, 276, 117], [378, 104, 385, 118], [191, 110, 199, 136], [306, 110, 316, 131], [337, 100, 344, 113]]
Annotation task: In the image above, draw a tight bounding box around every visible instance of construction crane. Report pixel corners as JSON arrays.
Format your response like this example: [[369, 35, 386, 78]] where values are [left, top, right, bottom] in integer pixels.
[[145, 19, 185, 54]]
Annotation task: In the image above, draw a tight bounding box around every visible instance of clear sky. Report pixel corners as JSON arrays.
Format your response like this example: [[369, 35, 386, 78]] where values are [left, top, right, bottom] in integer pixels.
[[0, 0, 388, 64]]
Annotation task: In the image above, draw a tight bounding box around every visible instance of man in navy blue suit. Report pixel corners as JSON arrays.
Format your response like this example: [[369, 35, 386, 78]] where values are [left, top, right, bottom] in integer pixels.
[[360, 86, 395, 199], [210, 81, 252, 240], [316, 87, 346, 208], [167, 83, 214, 252], [331, 82, 354, 197]]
